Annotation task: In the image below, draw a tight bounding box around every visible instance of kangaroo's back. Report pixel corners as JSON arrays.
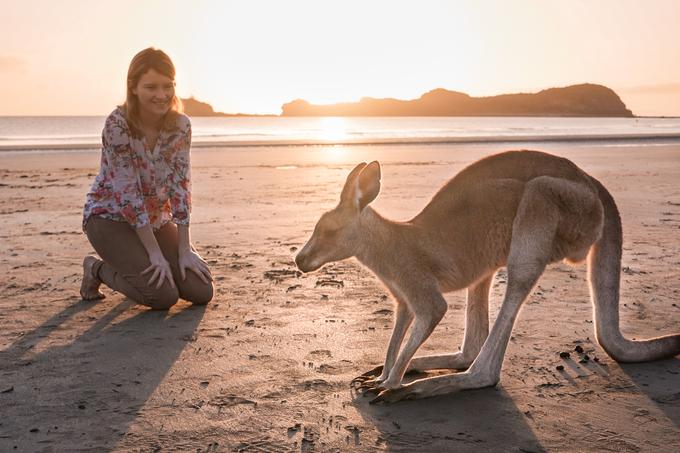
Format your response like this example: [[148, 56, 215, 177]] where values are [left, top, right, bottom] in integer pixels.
[[414, 150, 592, 224]]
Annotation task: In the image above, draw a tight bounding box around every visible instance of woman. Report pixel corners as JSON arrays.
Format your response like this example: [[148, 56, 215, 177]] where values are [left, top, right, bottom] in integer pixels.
[[80, 48, 213, 309]]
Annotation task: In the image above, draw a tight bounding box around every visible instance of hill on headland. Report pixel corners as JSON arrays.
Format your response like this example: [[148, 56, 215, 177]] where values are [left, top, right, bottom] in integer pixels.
[[281, 84, 633, 117]]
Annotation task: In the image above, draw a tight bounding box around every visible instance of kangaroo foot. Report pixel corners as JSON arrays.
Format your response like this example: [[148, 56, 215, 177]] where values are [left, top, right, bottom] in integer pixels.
[[370, 385, 424, 404], [370, 370, 498, 404]]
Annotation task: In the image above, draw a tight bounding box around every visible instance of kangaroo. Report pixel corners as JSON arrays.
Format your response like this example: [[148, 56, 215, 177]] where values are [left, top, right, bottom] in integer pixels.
[[295, 150, 680, 403]]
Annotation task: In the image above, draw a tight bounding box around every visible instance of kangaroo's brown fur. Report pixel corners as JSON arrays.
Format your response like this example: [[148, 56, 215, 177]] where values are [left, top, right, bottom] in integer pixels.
[[295, 150, 680, 403]]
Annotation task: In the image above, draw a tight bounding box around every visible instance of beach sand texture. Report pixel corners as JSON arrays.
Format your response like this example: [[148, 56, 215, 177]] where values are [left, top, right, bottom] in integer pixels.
[[1, 142, 679, 452]]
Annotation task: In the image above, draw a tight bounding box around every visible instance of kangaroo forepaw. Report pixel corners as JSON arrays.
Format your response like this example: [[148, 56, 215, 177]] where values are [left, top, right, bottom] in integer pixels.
[[350, 365, 383, 388], [355, 378, 384, 393]]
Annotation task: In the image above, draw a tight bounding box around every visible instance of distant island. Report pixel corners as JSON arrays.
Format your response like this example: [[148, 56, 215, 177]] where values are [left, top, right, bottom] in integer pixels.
[[183, 84, 634, 117], [282, 84, 633, 117]]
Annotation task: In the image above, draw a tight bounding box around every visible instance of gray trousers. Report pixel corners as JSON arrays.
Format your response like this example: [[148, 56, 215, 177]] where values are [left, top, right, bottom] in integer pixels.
[[85, 216, 213, 309]]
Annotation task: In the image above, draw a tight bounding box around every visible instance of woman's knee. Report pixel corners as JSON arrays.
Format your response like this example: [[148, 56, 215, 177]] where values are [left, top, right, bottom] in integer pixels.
[[142, 285, 180, 310], [182, 281, 214, 306]]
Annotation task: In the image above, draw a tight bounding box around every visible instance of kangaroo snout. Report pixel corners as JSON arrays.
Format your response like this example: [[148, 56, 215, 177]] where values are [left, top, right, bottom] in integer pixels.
[[294, 251, 310, 273], [295, 253, 321, 273], [294, 246, 318, 273]]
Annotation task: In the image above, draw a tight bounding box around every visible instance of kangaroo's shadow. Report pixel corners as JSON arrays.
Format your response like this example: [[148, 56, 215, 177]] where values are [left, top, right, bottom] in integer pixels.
[[351, 378, 546, 452], [619, 357, 680, 427], [0, 296, 205, 451]]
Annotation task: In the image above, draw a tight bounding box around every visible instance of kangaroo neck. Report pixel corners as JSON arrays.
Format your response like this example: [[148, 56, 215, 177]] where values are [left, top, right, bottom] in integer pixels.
[[355, 206, 406, 271]]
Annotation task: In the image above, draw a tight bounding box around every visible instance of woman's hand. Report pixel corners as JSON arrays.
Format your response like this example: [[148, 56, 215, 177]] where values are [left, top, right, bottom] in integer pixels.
[[178, 248, 212, 284], [142, 252, 175, 289]]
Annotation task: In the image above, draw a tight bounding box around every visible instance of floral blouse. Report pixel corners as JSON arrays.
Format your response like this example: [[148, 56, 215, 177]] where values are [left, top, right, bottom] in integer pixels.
[[83, 107, 192, 231]]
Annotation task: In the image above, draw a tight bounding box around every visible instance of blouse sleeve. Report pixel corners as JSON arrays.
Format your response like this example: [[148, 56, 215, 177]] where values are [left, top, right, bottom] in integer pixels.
[[170, 119, 192, 225], [102, 115, 150, 228]]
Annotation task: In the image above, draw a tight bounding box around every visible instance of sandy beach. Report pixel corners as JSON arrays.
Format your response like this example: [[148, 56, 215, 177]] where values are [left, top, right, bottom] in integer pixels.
[[0, 141, 679, 452]]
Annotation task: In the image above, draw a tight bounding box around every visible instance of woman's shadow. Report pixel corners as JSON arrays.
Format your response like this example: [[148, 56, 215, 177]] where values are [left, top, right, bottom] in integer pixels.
[[0, 295, 205, 451]]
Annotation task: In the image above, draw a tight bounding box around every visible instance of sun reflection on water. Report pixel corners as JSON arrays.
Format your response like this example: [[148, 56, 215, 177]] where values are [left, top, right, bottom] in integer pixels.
[[318, 117, 348, 142]]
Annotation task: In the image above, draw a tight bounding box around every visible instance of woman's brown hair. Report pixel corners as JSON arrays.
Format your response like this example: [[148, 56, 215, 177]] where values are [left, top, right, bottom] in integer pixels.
[[121, 48, 183, 136]]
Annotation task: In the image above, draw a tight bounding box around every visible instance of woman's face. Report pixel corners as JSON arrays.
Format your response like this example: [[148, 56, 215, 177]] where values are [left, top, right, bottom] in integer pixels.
[[133, 69, 175, 120]]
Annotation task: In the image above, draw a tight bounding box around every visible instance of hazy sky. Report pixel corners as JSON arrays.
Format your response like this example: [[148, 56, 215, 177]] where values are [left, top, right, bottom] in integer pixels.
[[1, 0, 679, 116]]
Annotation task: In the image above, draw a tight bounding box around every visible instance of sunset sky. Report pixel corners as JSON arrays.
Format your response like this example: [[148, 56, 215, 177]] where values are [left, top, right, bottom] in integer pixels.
[[1, 0, 679, 116]]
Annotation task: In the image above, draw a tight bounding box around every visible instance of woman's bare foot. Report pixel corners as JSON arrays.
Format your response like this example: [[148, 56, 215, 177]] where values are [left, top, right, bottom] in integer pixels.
[[80, 256, 105, 300]]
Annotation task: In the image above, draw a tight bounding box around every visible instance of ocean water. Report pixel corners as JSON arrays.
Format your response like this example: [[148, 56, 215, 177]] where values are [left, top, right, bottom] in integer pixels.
[[1, 116, 680, 151]]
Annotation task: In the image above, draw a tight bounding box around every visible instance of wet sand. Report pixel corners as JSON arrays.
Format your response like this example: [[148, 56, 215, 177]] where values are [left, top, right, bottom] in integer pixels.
[[1, 142, 679, 452]]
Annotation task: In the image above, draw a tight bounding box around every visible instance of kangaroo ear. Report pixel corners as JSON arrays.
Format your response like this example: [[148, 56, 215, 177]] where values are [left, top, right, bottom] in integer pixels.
[[340, 162, 367, 204], [355, 161, 381, 210]]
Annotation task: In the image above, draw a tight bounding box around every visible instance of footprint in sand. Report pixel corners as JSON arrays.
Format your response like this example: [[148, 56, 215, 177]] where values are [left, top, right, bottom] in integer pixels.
[[315, 278, 344, 288], [264, 269, 301, 283]]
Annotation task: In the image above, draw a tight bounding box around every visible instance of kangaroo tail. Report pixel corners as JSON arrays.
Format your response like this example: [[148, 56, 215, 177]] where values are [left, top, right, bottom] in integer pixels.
[[587, 177, 680, 363]]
